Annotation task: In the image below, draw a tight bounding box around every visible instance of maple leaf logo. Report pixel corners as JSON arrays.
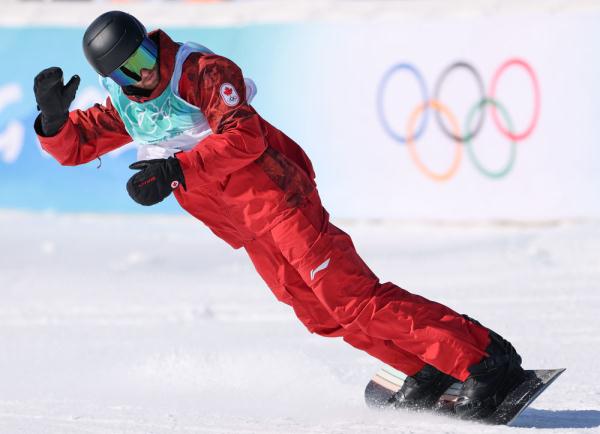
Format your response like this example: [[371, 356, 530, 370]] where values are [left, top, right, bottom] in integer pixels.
[[220, 83, 239, 106]]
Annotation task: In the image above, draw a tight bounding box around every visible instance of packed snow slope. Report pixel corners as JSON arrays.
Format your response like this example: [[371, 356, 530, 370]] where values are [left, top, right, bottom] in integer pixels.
[[0, 211, 599, 433]]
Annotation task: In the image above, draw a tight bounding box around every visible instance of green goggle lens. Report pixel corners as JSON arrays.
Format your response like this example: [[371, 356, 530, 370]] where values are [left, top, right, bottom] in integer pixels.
[[109, 37, 158, 86]]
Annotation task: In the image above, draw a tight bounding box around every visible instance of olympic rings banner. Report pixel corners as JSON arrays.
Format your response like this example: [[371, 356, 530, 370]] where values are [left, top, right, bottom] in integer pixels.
[[376, 59, 541, 181], [306, 15, 600, 221], [1, 6, 600, 221]]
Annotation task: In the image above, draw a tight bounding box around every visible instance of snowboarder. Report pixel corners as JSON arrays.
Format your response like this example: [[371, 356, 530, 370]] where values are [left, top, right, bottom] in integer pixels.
[[33, 10, 524, 419]]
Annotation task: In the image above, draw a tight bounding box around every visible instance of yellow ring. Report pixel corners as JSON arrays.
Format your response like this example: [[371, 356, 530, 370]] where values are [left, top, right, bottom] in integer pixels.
[[406, 100, 463, 182]]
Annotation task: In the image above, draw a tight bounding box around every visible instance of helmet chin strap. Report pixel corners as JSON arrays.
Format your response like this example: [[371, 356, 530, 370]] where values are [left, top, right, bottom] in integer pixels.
[[123, 84, 154, 97]]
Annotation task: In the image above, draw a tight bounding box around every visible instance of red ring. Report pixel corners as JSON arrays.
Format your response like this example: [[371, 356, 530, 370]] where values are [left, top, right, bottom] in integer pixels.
[[489, 58, 540, 141]]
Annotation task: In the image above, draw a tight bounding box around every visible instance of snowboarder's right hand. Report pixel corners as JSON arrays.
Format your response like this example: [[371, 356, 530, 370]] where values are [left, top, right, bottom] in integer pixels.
[[33, 67, 80, 136]]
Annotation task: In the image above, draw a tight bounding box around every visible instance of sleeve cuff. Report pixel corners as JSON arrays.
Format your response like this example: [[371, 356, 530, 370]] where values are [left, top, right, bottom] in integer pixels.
[[175, 150, 209, 191], [34, 113, 69, 138], [35, 115, 76, 164]]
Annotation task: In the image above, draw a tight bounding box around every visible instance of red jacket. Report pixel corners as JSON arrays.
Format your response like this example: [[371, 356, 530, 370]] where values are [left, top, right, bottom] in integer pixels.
[[37, 30, 319, 249], [36, 31, 494, 382]]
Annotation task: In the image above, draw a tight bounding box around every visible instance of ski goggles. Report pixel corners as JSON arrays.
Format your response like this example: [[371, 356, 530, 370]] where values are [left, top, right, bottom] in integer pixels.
[[109, 37, 158, 86]]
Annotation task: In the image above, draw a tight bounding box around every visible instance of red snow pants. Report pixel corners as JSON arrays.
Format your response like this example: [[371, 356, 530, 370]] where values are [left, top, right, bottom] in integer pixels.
[[244, 188, 491, 381]]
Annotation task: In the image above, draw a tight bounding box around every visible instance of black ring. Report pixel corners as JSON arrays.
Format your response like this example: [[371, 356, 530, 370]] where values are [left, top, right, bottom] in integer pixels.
[[433, 61, 485, 143]]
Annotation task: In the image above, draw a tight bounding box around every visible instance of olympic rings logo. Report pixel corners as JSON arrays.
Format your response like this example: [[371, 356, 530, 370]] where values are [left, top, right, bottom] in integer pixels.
[[376, 58, 541, 181]]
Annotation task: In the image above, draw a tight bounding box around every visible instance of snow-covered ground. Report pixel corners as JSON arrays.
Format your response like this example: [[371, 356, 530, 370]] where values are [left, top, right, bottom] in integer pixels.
[[0, 210, 599, 433]]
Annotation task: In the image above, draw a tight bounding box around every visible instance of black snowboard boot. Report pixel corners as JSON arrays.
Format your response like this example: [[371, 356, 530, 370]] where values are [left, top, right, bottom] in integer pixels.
[[454, 326, 525, 420], [392, 364, 457, 410]]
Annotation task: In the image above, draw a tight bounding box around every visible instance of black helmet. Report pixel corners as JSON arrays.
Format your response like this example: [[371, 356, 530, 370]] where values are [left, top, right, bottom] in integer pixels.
[[83, 11, 147, 76]]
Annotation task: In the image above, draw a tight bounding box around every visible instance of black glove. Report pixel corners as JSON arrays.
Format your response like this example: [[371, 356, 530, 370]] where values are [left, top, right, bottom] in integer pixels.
[[126, 157, 186, 206], [33, 67, 80, 136]]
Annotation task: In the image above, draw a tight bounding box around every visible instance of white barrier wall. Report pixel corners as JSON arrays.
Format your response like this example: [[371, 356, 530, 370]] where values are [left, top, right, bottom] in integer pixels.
[[306, 8, 600, 221], [0, 1, 598, 220]]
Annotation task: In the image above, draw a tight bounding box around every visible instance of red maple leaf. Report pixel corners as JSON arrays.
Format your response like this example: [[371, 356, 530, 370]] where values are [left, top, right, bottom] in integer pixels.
[[223, 87, 233, 96]]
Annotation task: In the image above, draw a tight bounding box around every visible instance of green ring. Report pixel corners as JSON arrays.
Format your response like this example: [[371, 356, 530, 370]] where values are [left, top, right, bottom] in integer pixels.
[[464, 98, 517, 179]]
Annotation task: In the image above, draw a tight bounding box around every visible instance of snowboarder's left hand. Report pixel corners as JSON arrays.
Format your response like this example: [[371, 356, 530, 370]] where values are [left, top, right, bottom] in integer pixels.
[[126, 157, 186, 206]]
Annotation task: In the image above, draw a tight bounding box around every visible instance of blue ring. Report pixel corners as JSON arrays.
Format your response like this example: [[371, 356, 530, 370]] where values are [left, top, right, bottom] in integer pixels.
[[376, 63, 429, 144]]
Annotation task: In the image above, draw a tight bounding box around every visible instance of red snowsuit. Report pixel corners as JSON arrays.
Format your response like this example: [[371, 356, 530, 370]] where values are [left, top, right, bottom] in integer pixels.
[[37, 30, 491, 381]]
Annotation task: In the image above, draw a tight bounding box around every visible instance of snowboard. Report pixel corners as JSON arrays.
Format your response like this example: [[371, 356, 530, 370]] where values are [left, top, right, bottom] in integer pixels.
[[365, 366, 565, 425]]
